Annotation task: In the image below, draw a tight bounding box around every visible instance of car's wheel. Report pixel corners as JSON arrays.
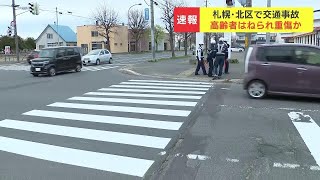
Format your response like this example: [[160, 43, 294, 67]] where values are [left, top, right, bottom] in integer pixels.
[[48, 67, 56, 77], [247, 80, 267, 99], [96, 59, 100, 65], [108, 57, 112, 64], [75, 64, 82, 72], [32, 74, 39, 77], [239, 49, 243, 52]]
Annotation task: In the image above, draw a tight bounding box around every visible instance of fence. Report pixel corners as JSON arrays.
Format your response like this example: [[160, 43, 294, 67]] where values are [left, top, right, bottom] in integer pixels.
[[0, 52, 30, 63]]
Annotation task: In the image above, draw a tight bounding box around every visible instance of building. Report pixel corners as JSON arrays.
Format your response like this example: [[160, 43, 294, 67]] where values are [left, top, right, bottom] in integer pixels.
[[128, 29, 171, 52], [235, 33, 277, 46], [77, 25, 128, 54], [36, 24, 77, 50], [285, 19, 320, 46]]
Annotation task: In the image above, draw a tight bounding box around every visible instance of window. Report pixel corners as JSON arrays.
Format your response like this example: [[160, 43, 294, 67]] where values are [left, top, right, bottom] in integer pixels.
[[99, 51, 105, 55], [47, 33, 53, 39], [295, 47, 320, 66], [114, 43, 118, 46], [149, 42, 151, 51], [261, 46, 295, 63], [66, 48, 75, 56], [92, 43, 102, 50], [39, 45, 45, 49], [47, 43, 56, 47], [120, 43, 123, 46], [56, 49, 66, 58], [91, 31, 99, 37], [104, 50, 109, 54]]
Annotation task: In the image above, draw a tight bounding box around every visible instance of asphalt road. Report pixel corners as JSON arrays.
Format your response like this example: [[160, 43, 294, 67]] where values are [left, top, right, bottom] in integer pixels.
[[0, 68, 212, 180], [151, 83, 320, 180], [0, 51, 188, 71]]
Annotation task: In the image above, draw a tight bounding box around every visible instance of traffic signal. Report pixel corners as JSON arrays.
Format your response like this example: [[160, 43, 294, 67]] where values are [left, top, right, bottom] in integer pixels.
[[7, 26, 12, 36], [29, 3, 35, 15], [226, 0, 234, 6], [28, 2, 39, 15]]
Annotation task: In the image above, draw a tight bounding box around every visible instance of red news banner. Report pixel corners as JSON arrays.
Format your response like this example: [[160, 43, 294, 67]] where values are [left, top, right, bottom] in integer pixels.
[[174, 7, 314, 33]]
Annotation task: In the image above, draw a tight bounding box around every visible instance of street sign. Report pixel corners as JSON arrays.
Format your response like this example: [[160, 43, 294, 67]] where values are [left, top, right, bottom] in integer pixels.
[[5, 46, 11, 55], [145, 8, 149, 21]]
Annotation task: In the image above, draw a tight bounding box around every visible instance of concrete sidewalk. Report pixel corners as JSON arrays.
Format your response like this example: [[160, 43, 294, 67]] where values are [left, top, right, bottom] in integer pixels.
[[120, 52, 245, 83]]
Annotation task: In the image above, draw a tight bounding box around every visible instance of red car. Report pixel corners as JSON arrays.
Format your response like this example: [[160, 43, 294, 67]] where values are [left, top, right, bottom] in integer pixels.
[[27, 50, 40, 64], [243, 43, 320, 99]]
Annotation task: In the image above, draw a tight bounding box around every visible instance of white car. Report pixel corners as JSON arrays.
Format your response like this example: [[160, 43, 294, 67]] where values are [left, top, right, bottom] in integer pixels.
[[231, 47, 245, 52], [82, 49, 113, 65]]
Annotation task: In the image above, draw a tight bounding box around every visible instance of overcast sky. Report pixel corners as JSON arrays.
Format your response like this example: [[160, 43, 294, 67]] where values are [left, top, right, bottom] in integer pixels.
[[0, 0, 319, 39]]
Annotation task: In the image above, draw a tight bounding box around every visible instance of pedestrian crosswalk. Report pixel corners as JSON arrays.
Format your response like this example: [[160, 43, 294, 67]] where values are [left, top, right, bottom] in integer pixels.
[[0, 64, 119, 72], [0, 79, 213, 179]]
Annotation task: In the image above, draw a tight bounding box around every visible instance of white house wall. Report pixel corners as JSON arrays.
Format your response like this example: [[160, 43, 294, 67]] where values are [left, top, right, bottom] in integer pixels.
[[36, 27, 66, 50]]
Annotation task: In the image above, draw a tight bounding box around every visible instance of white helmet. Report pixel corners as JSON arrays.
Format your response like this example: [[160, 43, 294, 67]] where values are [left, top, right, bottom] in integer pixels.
[[219, 37, 225, 42]]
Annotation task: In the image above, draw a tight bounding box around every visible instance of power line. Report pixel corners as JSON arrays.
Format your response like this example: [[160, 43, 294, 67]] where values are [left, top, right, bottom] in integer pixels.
[[143, 0, 150, 6], [40, 8, 94, 20]]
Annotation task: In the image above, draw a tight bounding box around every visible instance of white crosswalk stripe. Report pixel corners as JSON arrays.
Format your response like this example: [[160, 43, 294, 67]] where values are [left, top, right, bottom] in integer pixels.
[[0, 79, 212, 178], [0, 64, 119, 72]]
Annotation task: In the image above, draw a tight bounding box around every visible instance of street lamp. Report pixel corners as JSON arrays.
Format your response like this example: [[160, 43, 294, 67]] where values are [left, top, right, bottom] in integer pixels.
[[128, 3, 142, 53]]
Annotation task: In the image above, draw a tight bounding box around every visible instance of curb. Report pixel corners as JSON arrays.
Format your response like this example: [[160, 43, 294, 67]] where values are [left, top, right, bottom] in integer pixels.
[[118, 67, 243, 84]]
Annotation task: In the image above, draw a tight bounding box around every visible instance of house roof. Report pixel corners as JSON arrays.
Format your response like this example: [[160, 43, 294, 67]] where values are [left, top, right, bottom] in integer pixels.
[[48, 24, 77, 42]]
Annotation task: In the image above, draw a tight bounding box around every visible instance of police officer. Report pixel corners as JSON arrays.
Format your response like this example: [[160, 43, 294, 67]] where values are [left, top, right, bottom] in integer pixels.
[[213, 37, 228, 79], [207, 42, 217, 77], [195, 43, 207, 75]]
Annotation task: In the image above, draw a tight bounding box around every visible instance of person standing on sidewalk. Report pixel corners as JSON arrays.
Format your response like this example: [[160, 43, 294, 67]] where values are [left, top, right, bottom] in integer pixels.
[[213, 38, 228, 79], [224, 40, 230, 74], [207, 42, 217, 77], [195, 43, 207, 75]]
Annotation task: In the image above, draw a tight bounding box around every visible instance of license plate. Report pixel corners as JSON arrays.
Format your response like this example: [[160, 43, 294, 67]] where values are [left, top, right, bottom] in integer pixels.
[[35, 68, 41, 71]]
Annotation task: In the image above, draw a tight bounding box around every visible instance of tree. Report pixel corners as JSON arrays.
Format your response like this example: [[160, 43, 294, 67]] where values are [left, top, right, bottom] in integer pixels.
[[154, 25, 165, 51], [128, 9, 148, 52], [23, 37, 36, 50], [146, 25, 166, 51], [93, 4, 119, 52], [183, 32, 193, 56], [176, 33, 184, 51], [0, 35, 25, 52], [159, 0, 185, 58]]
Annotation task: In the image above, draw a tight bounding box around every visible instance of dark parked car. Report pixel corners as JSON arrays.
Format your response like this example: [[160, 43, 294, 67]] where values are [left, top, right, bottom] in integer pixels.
[[30, 46, 82, 77], [243, 43, 320, 99], [27, 50, 40, 64]]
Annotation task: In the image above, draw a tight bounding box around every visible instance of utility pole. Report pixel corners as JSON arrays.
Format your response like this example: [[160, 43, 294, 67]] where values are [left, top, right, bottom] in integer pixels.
[[12, 0, 19, 62], [150, 0, 156, 61], [56, 7, 60, 46], [245, 0, 252, 49], [265, 0, 271, 44]]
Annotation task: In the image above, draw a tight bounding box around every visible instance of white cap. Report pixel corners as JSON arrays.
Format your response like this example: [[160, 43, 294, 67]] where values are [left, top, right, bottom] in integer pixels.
[[219, 37, 224, 41]]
